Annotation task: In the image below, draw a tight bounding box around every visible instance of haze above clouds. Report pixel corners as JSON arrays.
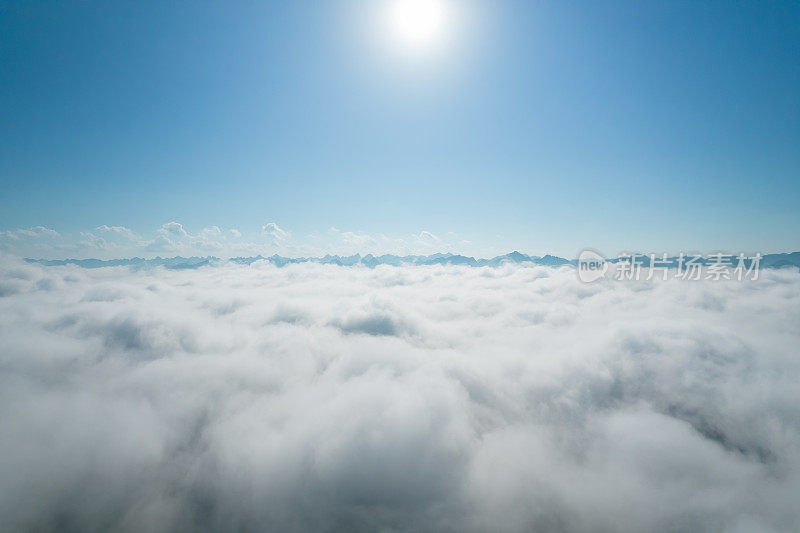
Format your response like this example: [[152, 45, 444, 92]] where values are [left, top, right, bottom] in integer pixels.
[[0, 222, 480, 260], [1, 257, 799, 532]]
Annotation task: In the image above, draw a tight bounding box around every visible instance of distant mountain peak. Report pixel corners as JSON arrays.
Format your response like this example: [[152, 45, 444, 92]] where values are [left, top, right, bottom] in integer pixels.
[[25, 252, 800, 271]]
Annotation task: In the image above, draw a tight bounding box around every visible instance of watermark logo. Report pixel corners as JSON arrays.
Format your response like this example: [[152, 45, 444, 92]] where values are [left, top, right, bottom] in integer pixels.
[[578, 249, 608, 283], [577, 251, 762, 283]]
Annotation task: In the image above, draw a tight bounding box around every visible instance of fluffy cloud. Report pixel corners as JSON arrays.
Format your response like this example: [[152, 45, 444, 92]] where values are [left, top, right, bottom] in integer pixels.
[[159, 221, 190, 238], [16, 226, 60, 238], [77, 225, 145, 252], [1, 223, 275, 259], [0, 222, 483, 259], [0, 226, 59, 243], [262, 222, 288, 242], [96, 225, 139, 239], [418, 230, 441, 243], [321, 227, 470, 257], [1, 257, 799, 531]]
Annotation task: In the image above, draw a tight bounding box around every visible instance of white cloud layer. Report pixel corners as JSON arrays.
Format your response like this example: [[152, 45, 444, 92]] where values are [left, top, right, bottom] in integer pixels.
[[1, 257, 799, 531]]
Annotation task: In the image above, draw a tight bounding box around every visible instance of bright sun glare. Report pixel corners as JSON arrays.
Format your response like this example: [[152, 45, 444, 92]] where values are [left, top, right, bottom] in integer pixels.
[[388, 0, 448, 52]]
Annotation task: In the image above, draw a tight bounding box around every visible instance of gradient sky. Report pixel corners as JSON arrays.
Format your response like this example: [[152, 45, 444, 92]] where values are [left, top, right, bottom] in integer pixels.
[[1, 0, 798, 257]]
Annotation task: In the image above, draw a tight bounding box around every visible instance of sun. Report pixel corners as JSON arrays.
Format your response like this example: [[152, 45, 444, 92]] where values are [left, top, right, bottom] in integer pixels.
[[388, 0, 449, 53]]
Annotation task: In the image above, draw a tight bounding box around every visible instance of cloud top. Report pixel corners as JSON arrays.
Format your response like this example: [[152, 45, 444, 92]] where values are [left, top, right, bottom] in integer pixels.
[[1, 258, 799, 531]]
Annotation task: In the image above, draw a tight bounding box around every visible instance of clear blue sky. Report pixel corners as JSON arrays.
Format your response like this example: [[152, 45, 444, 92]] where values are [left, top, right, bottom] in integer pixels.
[[1, 0, 798, 257]]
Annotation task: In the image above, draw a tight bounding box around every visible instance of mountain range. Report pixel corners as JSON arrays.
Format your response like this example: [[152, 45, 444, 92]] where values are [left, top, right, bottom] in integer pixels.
[[27, 251, 800, 270]]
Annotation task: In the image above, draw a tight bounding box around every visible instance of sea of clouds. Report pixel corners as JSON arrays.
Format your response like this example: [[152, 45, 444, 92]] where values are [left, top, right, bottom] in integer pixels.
[[1, 255, 799, 532]]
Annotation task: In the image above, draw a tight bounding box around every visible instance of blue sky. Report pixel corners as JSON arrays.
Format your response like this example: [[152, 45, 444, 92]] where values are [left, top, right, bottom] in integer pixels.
[[1, 0, 798, 258]]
